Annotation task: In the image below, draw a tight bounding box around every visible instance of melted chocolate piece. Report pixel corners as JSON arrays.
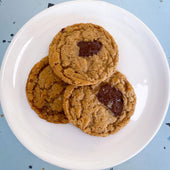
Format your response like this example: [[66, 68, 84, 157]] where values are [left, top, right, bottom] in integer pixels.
[[77, 40, 102, 57], [97, 84, 123, 117]]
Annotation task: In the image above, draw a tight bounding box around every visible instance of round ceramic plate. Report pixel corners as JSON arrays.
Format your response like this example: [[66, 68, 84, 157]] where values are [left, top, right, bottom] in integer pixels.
[[0, 1, 170, 170]]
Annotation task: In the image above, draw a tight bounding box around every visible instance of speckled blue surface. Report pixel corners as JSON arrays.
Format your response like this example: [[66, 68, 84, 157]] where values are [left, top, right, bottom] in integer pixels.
[[0, 0, 170, 170]]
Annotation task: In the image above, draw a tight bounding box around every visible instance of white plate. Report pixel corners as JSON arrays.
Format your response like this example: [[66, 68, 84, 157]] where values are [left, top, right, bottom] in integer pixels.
[[0, 1, 170, 170]]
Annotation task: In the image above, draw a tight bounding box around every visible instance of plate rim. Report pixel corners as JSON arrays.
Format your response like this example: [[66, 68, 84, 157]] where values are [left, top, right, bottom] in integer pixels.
[[0, 1, 170, 169]]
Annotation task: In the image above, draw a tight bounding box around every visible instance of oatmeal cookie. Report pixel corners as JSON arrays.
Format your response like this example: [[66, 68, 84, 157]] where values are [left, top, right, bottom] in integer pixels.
[[49, 23, 118, 86], [63, 71, 136, 136], [26, 56, 68, 124]]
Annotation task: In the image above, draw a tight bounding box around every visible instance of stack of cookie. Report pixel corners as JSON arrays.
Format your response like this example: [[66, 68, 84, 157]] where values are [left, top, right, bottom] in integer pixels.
[[26, 23, 136, 137]]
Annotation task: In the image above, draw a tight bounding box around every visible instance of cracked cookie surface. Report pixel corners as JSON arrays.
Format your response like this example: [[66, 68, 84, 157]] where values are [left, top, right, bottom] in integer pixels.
[[26, 56, 68, 124], [49, 23, 119, 86], [63, 71, 136, 136]]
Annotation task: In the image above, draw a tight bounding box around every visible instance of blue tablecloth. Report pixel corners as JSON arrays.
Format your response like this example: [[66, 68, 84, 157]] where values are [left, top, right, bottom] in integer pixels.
[[0, 0, 170, 170]]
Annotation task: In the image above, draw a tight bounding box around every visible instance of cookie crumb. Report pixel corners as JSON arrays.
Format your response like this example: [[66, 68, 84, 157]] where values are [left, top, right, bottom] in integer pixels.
[[164, 146, 166, 149], [166, 123, 170, 127], [160, 0, 163, 2], [0, 114, 4, 118], [13, 21, 16, 24], [42, 168, 45, 170], [28, 165, 32, 169], [48, 3, 54, 8], [110, 168, 114, 170], [8, 41, 11, 43]]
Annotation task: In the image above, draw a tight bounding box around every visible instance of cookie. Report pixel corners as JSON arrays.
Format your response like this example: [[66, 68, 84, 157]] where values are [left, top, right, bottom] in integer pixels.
[[49, 23, 119, 86], [63, 71, 136, 137], [26, 56, 68, 124]]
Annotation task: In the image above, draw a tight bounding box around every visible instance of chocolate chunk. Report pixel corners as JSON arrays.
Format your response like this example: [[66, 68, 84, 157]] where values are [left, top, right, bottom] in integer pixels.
[[97, 84, 123, 117], [164, 146, 166, 149], [10, 34, 14, 37], [13, 21, 16, 24], [77, 40, 102, 57], [2, 40, 6, 43], [61, 28, 65, 32], [48, 3, 54, 8]]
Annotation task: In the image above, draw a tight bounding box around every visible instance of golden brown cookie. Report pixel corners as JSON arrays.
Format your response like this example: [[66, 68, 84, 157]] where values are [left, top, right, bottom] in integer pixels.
[[63, 71, 136, 137], [26, 56, 68, 124], [49, 23, 119, 86]]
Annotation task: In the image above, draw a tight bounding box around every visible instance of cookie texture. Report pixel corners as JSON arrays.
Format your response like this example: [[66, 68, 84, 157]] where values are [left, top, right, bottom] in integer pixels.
[[49, 23, 119, 86], [63, 71, 136, 137], [26, 56, 68, 124]]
